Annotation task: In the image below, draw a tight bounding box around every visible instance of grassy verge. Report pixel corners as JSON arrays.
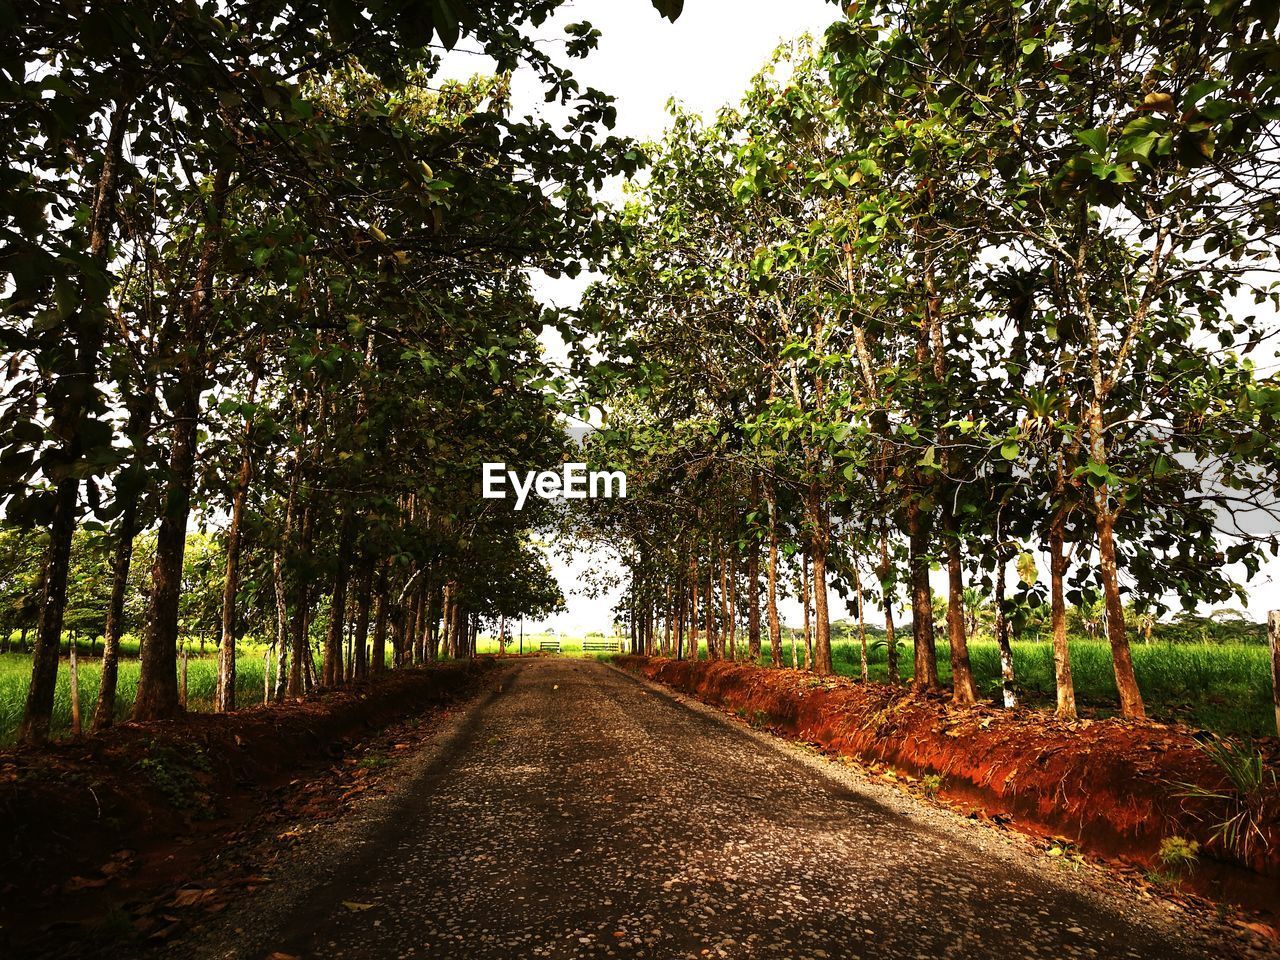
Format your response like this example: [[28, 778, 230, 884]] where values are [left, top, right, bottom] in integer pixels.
[[0, 649, 281, 744], [748, 638, 1274, 737]]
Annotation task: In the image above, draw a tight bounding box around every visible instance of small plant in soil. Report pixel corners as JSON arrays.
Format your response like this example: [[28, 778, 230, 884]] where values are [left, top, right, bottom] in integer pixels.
[[138, 741, 210, 810], [750, 710, 770, 729], [1045, 839, 1084, 871], [1148, 836, 1200, 885], [359, 754, 391, 771], [1175, 736, 1275, 863], [921, 774, 944, 799]]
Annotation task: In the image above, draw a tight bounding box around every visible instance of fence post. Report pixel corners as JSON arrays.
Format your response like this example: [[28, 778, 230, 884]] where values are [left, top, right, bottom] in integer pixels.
[[1270, 610, 1280, 736]]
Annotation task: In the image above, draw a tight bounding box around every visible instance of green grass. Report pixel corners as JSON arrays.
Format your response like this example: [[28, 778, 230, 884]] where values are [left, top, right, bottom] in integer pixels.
[[501, 630, 1272, 735], [2, 630, 1270, 742], [0, 646, 280, 744], [749, 636, 1274, 738], [473, 632, 622, 656]]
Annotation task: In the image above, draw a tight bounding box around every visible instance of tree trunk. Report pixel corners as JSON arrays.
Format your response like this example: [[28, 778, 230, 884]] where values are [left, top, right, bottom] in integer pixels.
[[286, 403, 320, 696], [345, 610, 354, 680], [907, 498, 940, 691], [1083, 390, 1143, 719], [132, 160, 230, 723], [747, 541, 761, 663], [854, 565, 869, 682], [91, 483, 144, 731], [1096, 507, 1144, 718], [215, 359, 261, 713], [808, 490, 833, 675], [674, 583, 685, 660], [766, 486, 781, 668], [352, 565, 373, 682], [371, 565, 389, 673], [878, 523, 898, 683], [272, 433, 302, 700], [704, 562, 717, 660], [994, 549, 1016, 709], [426, 579, 442, 661], [132, 379, 202, 721], [452, 596, 467, 660], [725, 550, 737, 660], [688, 556, 700, 661], [664, 584, 673, 657], [721, 547, 732, 660], [21, 97, 134, 744], [800, 553, 812, 671], [323, 514, 353, 687], [424, 584, 439, 661], [434, 582, 450, 664], [272, 565, 290, 702], [303, 628, 317, 692], [944, 515, 978, 704], [288, 579, 312, 697], [424, 583, 440, 665], [1048, 509, 1077, 719], [1269, 610, 1280, 736], [69, 640, 81, 736], [19, 460, 78, 737]]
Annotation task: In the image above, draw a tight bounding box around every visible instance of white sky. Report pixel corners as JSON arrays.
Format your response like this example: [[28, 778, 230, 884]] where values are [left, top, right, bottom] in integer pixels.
[[442, 1, 1280, 634]]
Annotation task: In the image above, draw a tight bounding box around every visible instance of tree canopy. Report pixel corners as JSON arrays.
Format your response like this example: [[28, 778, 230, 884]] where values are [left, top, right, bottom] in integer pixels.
[[1, 0, 683, 741], [575, 3, 1280, 719]]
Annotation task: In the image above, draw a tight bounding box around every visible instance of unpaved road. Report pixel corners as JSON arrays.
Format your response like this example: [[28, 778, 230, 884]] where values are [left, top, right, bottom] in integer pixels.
[[184, 658, 1255, 960]]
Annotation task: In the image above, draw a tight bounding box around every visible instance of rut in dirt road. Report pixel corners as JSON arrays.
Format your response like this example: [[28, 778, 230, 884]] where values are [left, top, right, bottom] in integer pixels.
[[193, 658, 1230, 960]]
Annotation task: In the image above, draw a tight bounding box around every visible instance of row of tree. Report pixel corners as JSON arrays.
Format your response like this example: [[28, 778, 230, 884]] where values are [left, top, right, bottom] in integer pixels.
[[574, 0, 1280, 719], [1, 0, 685, 743]]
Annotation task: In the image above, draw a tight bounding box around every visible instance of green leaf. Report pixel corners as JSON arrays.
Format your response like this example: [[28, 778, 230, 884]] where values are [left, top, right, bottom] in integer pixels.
[[650, 0, 684, 21], [1074, 128, 1108, 154]]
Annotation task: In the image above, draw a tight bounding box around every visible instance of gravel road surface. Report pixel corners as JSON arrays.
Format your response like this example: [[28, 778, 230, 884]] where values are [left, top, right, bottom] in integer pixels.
[[182, 657, 1258, 960]]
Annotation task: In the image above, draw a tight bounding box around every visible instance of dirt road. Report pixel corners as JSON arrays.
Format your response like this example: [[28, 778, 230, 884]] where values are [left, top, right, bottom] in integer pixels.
[[183, 657, 1250, 960]]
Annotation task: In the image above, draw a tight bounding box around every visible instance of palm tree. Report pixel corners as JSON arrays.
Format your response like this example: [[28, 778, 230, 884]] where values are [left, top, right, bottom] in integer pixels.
[[962, 588, 989, 639]]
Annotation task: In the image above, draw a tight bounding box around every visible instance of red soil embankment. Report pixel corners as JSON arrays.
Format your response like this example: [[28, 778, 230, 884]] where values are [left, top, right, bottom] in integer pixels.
[[0, 660, 494, 920], [617, 657, 1280, 890]]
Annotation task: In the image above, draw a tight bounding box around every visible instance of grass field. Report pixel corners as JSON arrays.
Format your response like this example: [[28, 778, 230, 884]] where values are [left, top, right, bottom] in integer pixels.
[[754, 637, 1275, 737], [1, 630, 1271, 743], [0, 630, 606, 744], [482, 630, 1274, 737], [473, 632, 623, 656], [0, 647, 282, 744]]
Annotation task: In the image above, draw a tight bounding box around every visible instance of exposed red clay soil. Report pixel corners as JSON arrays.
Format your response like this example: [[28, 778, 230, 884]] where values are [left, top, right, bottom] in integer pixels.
[[0, 659, 495, 949], [617, 657, 1280, 907]]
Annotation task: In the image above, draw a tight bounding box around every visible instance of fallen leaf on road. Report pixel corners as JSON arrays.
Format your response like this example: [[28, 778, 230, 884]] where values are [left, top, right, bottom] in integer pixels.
[[342, 901, 376, 911], [1235, 920, 1278, 941], [171, 887, 219, 908], [147, 921, 183, 941], [230, 875, 273, 886], [63, 875, 109, 892]]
